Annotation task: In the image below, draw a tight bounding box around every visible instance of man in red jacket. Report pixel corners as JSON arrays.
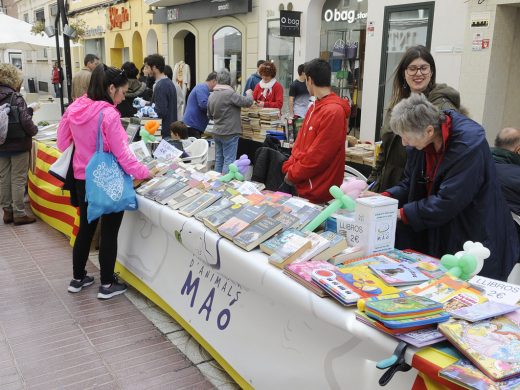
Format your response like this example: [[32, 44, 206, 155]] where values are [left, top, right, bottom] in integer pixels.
[[282, 59, 350, 204]]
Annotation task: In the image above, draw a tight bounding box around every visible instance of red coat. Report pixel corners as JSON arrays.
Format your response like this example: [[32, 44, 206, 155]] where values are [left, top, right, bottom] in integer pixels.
[[253, 81, 283, 109], [282, 93, 350, 204]]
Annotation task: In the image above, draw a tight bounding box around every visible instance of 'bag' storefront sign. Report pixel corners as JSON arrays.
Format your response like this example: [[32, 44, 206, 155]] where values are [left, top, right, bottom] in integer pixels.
[[280, 10, 301, 37]]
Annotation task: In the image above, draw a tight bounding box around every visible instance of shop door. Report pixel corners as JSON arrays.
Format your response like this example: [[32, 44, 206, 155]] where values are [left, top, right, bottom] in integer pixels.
[[375, 2, 435, 140]]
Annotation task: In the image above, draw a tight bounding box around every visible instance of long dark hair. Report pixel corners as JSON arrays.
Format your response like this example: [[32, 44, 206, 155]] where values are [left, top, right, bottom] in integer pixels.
[[87, 64, 128, 103], [389, 45, 436, 109]]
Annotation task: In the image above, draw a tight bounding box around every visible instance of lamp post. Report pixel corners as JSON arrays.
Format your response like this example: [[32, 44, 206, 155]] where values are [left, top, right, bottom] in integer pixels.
[[45, 0, 74, 114]]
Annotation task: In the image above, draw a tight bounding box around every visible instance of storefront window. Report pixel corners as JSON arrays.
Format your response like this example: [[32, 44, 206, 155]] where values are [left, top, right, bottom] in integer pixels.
[[213, 26, 242, 92], [84, 38, 105, 63], [375, 2, 434, 139], [267, 18, 294, 114], [320, 0, 367, 136]]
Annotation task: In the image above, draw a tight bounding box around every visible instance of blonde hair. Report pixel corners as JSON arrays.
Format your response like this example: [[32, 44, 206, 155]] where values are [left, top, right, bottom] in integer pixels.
[[0, 63, 23, 90]]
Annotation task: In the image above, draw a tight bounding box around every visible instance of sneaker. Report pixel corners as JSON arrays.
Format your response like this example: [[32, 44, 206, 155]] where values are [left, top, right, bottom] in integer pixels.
[[97, 279, 127, 300], [68, 275, 95, 293]]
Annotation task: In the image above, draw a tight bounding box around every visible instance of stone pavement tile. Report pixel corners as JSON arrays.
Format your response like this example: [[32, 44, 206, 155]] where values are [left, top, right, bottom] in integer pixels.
[[111, 348, 191, 379], [140, 306, 184, 334], [22, 355, 104, 384], [107, 344, 180, 372], [167, 330, 213, 365], [93, 328, 163, 353], [98, 335, 170, 360], [0, 380, 25, 390], [0, 367, 20, 387], [25, 368, 114, 390], [197, 361, 241, 390], [125, 365, 215, 390]]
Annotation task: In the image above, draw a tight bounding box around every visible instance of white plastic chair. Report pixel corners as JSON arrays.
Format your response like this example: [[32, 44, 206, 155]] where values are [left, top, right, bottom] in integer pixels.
[[181, 139, 209, 165], [344, 165, 368, 181]]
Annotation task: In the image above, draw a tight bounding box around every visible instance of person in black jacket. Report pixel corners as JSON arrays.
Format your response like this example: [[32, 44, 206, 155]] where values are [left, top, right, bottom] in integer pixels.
[[0, 64, 39, 225], [116, 62, 152, 118]]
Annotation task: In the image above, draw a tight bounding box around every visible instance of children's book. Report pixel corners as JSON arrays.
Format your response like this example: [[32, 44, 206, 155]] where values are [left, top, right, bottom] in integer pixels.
[[218, 205, 267, 240], [442, 289, 489, 313], [440, 358, 520, 390], [335, 265, 401, 298], [260, 228, 307, 255], [311, 269, 361, 305], [355, 310, 440, 337], [233, 217, 283, 251], [338, 253, 399, 269], [406, 275, 479, 303], [395, 327, 446, 348], [284, 260, 337, 297], [369, 263, 430, 286], [267, 234, 312, 269], [384, 249, 446, 279], [365, 296, 444, 320], [374, 312, 450, 329], [313, 231, 348, 262], [450, 301, 519, 323], [438, 312, 520, 381]]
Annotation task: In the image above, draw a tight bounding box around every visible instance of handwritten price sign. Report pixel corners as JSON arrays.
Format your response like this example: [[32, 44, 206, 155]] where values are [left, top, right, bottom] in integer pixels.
[[470, 275, 520, 305]]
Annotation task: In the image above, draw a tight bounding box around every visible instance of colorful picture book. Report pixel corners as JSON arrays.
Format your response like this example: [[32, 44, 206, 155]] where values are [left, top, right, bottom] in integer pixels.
[[369, 262, 430, 286], [384, 249, 446, 279], [365, 296, 445, 320], [233, 217, 283, 251], [284, 260, 337, 297], [438, 312, 520, 381], [440, 358, 520, 390], [333, 265, 400, 298], [311, 269, 361, 305], [450, 301, 519, 322]]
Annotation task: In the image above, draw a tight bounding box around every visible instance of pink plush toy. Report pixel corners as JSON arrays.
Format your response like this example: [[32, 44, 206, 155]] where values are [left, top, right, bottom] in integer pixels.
[[340, 177, 367, 199], [234, 154, 251, 176]]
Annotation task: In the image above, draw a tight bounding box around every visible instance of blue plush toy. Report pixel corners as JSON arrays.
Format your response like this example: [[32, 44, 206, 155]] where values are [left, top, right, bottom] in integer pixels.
[[132, 97, 158, 118]]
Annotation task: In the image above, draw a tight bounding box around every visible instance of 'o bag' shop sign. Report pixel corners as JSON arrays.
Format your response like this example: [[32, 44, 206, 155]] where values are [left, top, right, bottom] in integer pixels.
[[280, 10, 301, 37], [324, 8, 367, 23]]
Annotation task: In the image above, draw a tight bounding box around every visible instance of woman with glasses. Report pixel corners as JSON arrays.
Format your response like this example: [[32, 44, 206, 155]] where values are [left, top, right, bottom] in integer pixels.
[[366, 93, 519, 281], [368, 45, 462, 192], [57, 64, 152, 299]]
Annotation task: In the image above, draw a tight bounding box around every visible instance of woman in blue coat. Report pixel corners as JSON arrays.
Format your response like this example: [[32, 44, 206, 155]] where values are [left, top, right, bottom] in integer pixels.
[[380, 93, 519, 281]]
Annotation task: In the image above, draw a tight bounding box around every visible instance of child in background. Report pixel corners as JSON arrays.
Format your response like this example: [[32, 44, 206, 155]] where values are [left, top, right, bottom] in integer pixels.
[[169, 121, 191, 158]]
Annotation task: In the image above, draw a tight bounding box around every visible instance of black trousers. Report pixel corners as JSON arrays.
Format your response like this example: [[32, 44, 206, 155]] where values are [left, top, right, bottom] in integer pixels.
[[186, 127, 202, 139], [72, 180, 124, 284]]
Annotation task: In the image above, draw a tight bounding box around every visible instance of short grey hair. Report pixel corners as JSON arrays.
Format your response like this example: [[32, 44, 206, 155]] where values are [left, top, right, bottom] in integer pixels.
[[390, 93, 443, 138], [216, 69, 231, 86]]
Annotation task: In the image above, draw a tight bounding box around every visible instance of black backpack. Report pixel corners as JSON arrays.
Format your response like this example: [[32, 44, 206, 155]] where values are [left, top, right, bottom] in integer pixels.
[[1, 92, 26, 140]]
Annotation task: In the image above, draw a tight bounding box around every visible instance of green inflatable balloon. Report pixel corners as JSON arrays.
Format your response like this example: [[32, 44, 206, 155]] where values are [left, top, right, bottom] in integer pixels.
[[303, 185, 355, 232], [218, 163, 244, 182], [139, 128, 156, 143], [441, 253, 477, 281]]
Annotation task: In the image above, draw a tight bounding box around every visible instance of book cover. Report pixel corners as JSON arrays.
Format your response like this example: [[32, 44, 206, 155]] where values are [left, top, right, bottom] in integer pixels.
[[295, 205, 321, 229], [144, 177, 178, 201], [136, 176, 163, 195], [169, 189, 203, 210], [268, 235, 312, 269], [218, 205, 267, 240], [338, 253, 399, 269], [260, 228, 307, 255], [203, 206, 241, 232], [369, 263, 430, 286], [442, 289, 488, 313], [179, 192, 221, 217], [438, 312, 520, 381], [450, 301, 519, 322], [292, 232, 331, 264], [273, 212, 301, 230], [440, 358, 520, 390], [366, 296, 444, 318], [377, 312, 451, 329], [313, 231, 348, 262], [284, 260, 337, 297], [384, 249, 447, 279], [355, 310, 438, 336], [155, 181, 188, 204], [233, 217, 283, 251], [335, 265, 401, 298], [195, 197, 233, 221], [328, 246, 366, 265], [407, 275, 476, 303]]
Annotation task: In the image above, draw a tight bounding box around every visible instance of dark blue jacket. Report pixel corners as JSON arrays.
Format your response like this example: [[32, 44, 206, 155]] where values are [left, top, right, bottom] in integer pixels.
[[183, 82, 210, 133], [152, 77, 177, 139], [243, 73, 261, 96], [387, 111, 519, 281]]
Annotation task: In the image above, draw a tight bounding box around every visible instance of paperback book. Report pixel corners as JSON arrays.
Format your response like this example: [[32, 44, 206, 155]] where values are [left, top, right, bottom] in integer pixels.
[[179, 192, 221, 217], [260, 228, 307, 255], [218, 206, 267, 240], [267, 234, 312, 269], [233, 217, 283, 251], [313, 231, 348, 262]]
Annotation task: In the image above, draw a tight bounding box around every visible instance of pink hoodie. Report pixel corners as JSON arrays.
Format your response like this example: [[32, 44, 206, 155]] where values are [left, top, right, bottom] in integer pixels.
[[57, 96, 149, 180]]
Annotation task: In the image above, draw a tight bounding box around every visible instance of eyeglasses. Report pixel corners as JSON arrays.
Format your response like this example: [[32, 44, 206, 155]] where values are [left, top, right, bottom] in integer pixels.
[[405, 64, 431, 76]]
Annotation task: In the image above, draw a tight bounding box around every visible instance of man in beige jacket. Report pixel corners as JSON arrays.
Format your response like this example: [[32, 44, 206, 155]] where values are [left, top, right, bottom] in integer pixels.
[[71, 54, 100, 100]]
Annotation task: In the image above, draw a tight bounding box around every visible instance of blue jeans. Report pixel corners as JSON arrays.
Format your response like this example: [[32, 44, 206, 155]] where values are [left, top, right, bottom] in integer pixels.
[[214, 135, 239, 174]]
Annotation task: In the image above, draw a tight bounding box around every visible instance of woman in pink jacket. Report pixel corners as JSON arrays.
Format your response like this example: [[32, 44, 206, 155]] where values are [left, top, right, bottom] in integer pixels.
[[57, 64, 150, 300]]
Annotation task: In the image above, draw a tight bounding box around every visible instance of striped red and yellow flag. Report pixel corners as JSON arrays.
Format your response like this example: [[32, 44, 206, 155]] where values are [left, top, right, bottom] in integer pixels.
[[28, 141, 79, 246]]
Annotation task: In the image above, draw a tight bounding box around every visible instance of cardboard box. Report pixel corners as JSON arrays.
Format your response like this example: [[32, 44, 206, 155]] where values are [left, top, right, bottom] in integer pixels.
[[355, 196, 398, 255]]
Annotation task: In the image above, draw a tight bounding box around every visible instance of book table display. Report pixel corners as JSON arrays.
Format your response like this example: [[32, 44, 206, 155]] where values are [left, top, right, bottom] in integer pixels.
[[115, 196, 417, 389]]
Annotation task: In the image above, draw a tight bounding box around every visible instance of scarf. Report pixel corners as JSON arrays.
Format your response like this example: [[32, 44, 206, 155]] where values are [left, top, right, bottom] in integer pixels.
[[259, 78, 277, 98]]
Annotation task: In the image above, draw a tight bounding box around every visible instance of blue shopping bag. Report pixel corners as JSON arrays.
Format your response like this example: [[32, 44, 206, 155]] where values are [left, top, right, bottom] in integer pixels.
[[85, 111, 137, 223]]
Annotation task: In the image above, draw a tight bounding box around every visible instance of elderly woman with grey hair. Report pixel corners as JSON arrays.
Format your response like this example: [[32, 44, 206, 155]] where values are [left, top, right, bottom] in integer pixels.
[[375, 93, 519, 281], [207, 69, 253, 173]]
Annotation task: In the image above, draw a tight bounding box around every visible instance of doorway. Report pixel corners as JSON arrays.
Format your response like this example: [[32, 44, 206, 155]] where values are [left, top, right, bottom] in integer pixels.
[[184, 32, 196, 92]]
